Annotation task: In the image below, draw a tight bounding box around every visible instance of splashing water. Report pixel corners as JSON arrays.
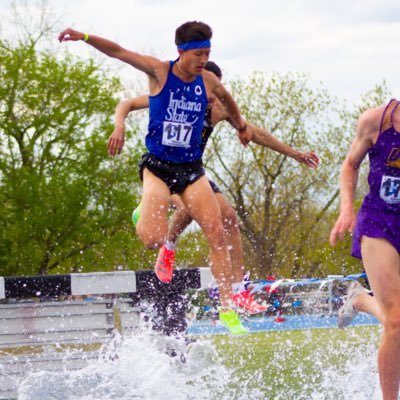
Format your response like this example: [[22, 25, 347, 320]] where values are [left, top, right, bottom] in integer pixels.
[[17, 332, 260, 400], [308, 328, 381, 400], [16, 325, 382, 400]]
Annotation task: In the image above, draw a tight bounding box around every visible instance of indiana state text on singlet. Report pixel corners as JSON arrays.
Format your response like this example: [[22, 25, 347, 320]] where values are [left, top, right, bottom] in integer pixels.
[[147, 60, 208, 163]]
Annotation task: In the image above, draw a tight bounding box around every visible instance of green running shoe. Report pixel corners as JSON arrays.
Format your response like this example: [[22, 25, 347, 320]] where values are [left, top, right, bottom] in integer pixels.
[[219, 310, 248, 336], [132, 202, 141, 227]]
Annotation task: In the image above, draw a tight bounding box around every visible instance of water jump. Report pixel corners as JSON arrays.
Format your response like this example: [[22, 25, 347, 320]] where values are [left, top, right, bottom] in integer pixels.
[[57, 18, 400, 400]]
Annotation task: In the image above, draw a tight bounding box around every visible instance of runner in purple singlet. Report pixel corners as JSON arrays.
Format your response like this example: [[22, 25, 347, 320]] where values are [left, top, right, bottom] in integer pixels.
[[330, 99, 400, 400]]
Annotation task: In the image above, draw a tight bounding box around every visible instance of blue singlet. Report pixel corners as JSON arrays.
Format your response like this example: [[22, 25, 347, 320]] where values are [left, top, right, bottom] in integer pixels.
[[147, 60, 208, 163]]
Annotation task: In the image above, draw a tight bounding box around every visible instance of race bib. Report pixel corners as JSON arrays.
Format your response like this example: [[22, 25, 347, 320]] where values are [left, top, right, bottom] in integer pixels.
[[162, 121, 193, 148], [380, 175, 400, 204]]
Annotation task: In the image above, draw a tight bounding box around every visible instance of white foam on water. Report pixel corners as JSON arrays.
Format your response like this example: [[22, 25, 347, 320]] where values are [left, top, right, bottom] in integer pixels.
[[266, 328, 382, 400], [17, 333, 261, 400], [17, 327, 383, 400], [309, 330, 381, 400]]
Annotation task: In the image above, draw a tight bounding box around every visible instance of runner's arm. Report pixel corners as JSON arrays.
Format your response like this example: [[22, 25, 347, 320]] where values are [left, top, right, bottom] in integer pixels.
[[58, 28, 162, 77], [250, 124, 320, 168], [329, 110, 376, 245], [108, 95, 149, 156], [207, 74, 251, 145]]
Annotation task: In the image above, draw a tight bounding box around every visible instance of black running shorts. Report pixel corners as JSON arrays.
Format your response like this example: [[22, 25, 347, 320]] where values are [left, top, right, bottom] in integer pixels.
[[208, 179, 222, 194], [139, 153, 205, 194]]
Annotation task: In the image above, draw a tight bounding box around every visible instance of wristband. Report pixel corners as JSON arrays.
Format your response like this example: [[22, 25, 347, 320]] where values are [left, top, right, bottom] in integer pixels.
[[238, 123, 247, 133], [83, 32, 89, 42]]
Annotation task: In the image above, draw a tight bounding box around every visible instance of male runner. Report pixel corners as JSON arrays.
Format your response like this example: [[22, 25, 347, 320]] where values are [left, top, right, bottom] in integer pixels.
[[109, 61, 319, 315], [59, 22, 251, 335], [330, 99, 400, 400]]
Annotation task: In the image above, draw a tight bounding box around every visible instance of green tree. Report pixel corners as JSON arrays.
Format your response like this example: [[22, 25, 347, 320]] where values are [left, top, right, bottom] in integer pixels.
[[0, 27, 147, 276], [204, 72, 389, 278]]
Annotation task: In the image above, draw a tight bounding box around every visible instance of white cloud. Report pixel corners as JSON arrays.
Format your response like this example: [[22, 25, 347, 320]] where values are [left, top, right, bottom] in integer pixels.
[[1, 0, 400, 102]]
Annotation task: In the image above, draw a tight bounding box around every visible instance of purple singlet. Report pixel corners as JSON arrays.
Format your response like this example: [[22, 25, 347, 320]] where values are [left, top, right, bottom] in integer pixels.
[[352, 99, 400, 258]]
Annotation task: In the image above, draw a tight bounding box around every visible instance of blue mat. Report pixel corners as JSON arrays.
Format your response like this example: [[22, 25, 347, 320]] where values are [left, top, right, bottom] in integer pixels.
[[188, 313, 379, 336]]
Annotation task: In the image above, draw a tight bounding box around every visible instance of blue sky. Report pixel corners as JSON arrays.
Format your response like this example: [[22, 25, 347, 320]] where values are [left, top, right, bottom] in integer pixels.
[[1, 0, 400, 103]]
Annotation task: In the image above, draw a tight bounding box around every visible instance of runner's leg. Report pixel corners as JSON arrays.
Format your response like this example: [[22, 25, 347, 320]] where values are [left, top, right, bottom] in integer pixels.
[[361, 237, 400, 400], [153, 195, 191, 283], [136, 168, 170, 249], [167, 195, 193, 243], [353, 292, 383, 323], [180, 177, 232, 310], [215, 193, 244, 284]]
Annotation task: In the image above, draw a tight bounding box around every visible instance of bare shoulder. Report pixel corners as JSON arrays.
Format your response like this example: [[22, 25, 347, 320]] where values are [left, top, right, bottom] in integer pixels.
[[202, 69, 219, 84], [359, 105, 385, 125], [202, 69, 220, 93], [152, 59, 170, 77], [357, 105, 385, 142], [148, 60, 171, 94]]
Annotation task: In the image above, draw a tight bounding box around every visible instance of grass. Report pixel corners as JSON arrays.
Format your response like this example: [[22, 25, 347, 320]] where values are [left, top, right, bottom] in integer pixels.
[[209, 325, 381, 399]]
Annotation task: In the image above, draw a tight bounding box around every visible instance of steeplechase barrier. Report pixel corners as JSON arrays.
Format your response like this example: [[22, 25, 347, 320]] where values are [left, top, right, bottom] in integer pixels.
[[0, 267, 215, 399], [0, 268, 367, 399]]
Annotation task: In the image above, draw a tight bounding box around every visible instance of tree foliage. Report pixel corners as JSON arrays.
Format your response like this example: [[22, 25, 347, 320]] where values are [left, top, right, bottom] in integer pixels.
[[0, 29, 147, 276], [0, 3, 392, 279], [204, 72, 389, 278]]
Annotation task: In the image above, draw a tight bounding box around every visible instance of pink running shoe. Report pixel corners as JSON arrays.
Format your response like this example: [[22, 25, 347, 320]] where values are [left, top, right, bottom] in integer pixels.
[[232, 289, 268, 314], [155, 245, 175, 283]]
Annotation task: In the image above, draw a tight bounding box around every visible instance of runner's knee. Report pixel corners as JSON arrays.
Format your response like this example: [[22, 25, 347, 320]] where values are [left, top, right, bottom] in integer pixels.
[[136, 225, 165, 249], [384, 310, 400, 339], [140, 236, 164, 250]]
